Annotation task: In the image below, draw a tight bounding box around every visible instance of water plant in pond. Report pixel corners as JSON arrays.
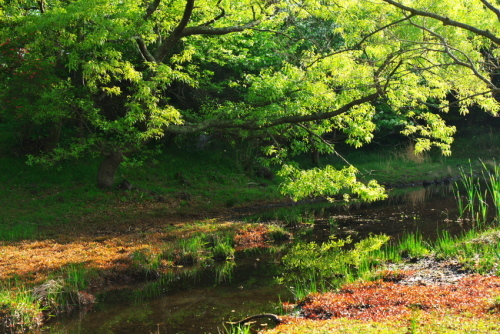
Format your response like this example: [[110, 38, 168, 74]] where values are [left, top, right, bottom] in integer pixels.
[[454, 160, 500, 226], [434, 229, 500, 275], [266, 223, 291, 242], [222, 322, 253, 334], [131, 249, 163, 277], [483, 161, 500, 221], [35, 264, 97, 315]]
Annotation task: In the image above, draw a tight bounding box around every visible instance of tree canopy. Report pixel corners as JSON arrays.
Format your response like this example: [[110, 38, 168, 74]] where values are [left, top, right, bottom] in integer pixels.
[[1, 0, 499, 200]]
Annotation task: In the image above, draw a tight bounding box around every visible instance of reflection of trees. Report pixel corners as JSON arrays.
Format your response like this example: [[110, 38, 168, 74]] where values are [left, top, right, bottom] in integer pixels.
[[389, 185, 454, 207]]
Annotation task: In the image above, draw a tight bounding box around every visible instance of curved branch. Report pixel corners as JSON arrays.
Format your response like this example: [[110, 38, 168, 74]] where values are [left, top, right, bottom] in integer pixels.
[[200, 0, 225, 26], [154, 0, 259, 62], [134, 37, 157, 62], [181, 20, 261, 37], [154, 0, 195, 62], [144, 0, 161, 20], [381, 0, 500, 45], [307, 15, 414, 68], [164, 92, 380, 134], [409, 19, 496, 89], [481, 0, 500, 22]]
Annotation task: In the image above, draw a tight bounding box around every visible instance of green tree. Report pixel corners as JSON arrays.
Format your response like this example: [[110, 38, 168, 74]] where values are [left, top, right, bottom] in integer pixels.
[[1, 0, 499, 201]]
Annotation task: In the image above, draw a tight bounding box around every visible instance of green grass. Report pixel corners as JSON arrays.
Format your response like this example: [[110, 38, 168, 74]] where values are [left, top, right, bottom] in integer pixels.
[[0, 140, 282, 240], [0, 282, 42, 332]]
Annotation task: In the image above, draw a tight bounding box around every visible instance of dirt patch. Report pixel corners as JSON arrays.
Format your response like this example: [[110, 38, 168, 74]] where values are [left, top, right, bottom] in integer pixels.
[[383, 256, 472, 286]]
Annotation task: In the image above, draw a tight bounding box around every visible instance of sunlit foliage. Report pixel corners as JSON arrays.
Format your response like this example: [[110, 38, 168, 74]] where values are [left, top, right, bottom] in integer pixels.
[[3, 0, 500, 197]]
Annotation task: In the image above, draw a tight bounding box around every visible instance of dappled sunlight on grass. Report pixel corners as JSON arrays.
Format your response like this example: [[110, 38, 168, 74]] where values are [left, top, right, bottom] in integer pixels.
[[0, 219, 252, 284], [0, 238, 159, 283]]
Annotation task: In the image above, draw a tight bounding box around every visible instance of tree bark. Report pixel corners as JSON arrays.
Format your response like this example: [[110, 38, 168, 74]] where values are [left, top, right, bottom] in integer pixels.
[[97, 151, 124, 189], [43, 120, 62, 153]]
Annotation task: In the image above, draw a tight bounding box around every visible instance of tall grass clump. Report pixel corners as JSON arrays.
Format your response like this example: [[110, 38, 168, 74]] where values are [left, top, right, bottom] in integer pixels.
[[0, 222, 37, 241], [454, 160, 500, 226], [208, 232, 235, 261], [164, 231, 237, 266], [395, 232, 430, 259], [483, 161, 500, 221], [222, 323, 253, 334], [433, 228, 500, 275], [0, 284, 42, 333], [34, 264, 96, 314]]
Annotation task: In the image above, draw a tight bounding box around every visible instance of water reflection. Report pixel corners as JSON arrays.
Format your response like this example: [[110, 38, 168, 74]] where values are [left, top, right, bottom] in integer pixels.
[[42, 184, 461, 334], [309, 184, 462, 243], [43, 254, 288, 334]]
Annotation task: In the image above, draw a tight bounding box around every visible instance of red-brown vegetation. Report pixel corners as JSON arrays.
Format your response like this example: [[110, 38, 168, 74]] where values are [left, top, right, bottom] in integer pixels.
[[234, 224, 272, 251], [295, 274, 500, 322]]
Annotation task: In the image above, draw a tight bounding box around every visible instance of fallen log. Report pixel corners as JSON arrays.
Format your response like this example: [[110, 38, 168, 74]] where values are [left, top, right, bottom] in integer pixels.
[[228, 313, 283, 326]]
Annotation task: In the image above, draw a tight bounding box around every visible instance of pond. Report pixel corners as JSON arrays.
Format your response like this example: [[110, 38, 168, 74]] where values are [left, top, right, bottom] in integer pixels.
[[41, 184, 464, 334]]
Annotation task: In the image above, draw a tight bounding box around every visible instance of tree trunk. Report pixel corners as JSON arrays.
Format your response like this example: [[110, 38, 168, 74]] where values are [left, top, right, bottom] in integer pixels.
[[43, 120, 62, 153], [97, 151, 124, 189], [311, 148, 320, 167]]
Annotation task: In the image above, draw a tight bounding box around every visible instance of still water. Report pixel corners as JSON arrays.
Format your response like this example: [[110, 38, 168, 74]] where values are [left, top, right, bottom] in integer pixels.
[[43, 184, 462, 334]]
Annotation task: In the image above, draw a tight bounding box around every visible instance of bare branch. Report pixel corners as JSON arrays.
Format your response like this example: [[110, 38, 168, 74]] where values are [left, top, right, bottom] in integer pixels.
[[144, 0, 161, 21], [295, 123, 357, 169], [134, 37, 157, 63], [381, 0, 500, 45], [409, 19, 496, 89], [200, 0, 225, 26], [481, 0, 500, 22], [181, 20, 261, 37], [164, 92, 380, 134]]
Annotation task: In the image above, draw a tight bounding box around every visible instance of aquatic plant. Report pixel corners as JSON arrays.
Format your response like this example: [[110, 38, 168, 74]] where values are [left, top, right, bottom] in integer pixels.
[[483, 161, 500, 222], [266, 223, 291, 242], [454, 160, 500, 226], [221, 322, 253, 334]]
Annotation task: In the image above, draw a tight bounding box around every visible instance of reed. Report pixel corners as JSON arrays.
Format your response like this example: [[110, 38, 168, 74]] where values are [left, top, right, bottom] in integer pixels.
[[482, 160, 500, 223], [454, 160, 500, 227]]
